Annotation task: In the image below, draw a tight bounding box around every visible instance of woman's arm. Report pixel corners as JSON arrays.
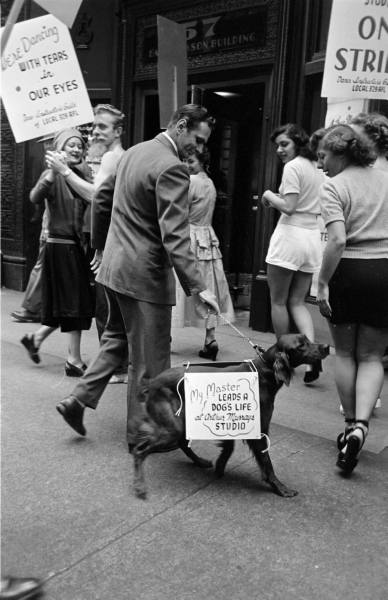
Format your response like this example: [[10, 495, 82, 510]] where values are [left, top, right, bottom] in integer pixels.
[[261, 190, 299, 215], [29, 169, 55, 204], [316, 220, 346, 318], [45, 151, 95, 202]]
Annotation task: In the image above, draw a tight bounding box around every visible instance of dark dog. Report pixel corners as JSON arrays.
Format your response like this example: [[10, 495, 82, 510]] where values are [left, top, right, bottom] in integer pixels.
[[132, 334, 330, 499]]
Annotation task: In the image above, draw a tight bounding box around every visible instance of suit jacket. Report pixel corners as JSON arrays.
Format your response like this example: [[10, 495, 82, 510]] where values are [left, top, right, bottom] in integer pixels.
[[91, 173, 115, 251], [96, 133, 205, 305]]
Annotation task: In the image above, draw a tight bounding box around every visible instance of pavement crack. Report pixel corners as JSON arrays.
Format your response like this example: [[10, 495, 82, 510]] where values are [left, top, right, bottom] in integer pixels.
[[41, 479, 216, 584]]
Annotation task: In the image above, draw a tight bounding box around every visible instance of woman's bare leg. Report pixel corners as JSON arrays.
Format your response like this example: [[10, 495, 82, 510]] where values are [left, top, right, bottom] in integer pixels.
[[267, 264, 294, 338], [204, 326, 216, 346], [33, 325, 56, 348], [288, 271, 315, 339], [329, 322, 357, 420], [67, 330, 83, 366], [355, 324, 388, 422]]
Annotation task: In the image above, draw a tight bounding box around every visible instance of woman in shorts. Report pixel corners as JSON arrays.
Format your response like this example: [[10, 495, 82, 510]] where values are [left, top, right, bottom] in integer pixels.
[[262, 123, 325, 383], [317, 124, 388, 475]]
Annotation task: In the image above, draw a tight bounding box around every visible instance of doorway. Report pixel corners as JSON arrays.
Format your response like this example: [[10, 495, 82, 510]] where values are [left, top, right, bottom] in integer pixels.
[[192, 81, 266, 307]]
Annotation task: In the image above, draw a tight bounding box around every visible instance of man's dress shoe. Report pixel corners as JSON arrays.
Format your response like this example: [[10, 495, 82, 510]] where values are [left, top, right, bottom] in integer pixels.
[[11, 310, 41, 323], [56, 397, 86, 436], [0, 576, 43, 599]]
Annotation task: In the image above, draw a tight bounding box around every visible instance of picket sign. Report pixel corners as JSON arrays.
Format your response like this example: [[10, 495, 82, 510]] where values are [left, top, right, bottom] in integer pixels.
[[1, 13, 93, 142]]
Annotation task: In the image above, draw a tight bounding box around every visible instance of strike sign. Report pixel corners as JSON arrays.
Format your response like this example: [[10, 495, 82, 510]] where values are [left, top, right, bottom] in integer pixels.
[[1, 14, 94, 142], [322, 0, 388, 100], [184, 371, 261, 440]]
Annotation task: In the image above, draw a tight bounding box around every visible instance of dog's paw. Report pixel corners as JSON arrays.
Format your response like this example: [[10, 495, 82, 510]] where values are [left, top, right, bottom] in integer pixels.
[[275, 485, 298, 498], [134, 486, 148, 500], [214, 461, 226, 478], [196, 458, 213, 469]]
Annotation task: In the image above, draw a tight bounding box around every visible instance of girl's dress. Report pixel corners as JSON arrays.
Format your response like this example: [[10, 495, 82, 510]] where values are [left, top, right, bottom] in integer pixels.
[[30, 162, 94, 332], [172, 171, 234, 329]]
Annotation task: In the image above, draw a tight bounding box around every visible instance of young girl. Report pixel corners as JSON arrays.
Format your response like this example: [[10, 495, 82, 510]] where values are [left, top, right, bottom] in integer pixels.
[[262, 123, 325, 383], [172, 148, 234, 360]]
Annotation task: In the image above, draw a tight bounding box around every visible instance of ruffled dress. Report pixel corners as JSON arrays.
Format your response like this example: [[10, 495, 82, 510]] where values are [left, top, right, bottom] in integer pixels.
[[172, 171, 235, 329]]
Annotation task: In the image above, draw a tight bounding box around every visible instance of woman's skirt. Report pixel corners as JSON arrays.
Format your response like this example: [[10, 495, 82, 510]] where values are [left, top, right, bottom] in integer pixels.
[[329, 258, 388, 327], [41, 241, 94, 331], [172, 225, 235, 329]]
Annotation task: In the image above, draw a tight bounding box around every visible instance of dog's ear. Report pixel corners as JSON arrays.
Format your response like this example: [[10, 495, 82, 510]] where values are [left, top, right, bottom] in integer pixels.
[[273, 351, 292, 386]]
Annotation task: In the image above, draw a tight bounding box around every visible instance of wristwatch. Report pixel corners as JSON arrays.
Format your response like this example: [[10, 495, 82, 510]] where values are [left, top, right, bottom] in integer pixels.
[[63, 168, 71, 178]]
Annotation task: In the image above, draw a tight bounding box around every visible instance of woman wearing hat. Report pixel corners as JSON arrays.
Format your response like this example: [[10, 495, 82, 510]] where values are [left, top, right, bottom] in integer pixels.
[[20, 128, 95, 376]]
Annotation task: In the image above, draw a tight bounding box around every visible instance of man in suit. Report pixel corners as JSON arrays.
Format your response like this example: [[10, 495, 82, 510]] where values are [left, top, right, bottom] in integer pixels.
[[56, 104, 220, 448]]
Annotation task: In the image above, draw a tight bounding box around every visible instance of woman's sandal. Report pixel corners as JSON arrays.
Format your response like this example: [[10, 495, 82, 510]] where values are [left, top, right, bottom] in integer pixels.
[[337, 418, 356, 451], [198, 340, 219, 361], [20, 333, 40, 364], [337, 421, 368, 474], [303, 359, 322, 384], [65, 361, 87, 377]]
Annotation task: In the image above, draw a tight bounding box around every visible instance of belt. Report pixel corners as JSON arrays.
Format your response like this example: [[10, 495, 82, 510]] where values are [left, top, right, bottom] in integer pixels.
[[46, 237, 77, 244]]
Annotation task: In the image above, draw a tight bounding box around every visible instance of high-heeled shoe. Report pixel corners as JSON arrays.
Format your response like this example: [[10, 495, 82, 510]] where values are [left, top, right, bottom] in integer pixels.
[[303, 360, 322, 384], [198, 340, 219, 361], [337, 421, 368, 474], [65, 361, 87, 377], [20, 333, 40, 364], [337, 418, 356, 451]]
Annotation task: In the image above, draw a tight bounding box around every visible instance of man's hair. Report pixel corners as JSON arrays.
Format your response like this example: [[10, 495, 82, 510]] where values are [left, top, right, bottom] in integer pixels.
[[93, 104, 125, 130], [270, 123, 315, 160], [168, 104, 215, 131]]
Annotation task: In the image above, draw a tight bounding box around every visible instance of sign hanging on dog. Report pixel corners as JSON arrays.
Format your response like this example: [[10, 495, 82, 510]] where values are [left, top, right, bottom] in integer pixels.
[[184, 372, 261, 440]]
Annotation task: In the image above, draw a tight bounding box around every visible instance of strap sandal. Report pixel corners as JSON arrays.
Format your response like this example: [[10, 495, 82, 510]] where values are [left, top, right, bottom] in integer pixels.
[[20, 333, 40, 364], [337, 421, 368, 474], [64, 361, 87, 377], [198, 340, 219, 361], [303, 359, 322, 384], [337, 418, 355, 451]]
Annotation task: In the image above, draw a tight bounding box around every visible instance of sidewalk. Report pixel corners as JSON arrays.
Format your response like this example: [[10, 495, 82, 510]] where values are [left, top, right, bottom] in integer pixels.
[[2, 288, 387, 454], [1, 288, 388, 600]]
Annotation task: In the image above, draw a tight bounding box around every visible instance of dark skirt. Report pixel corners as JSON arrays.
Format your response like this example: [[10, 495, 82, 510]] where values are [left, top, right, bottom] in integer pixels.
[[329, 258, 388, 327], [41, 242, 94, 332]]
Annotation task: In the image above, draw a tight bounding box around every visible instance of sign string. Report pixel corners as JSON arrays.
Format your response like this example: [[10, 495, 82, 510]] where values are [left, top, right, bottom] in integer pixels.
[[175, 360, 191, 417], [175, 313, 270, 449], [243, 359, 270, 452]]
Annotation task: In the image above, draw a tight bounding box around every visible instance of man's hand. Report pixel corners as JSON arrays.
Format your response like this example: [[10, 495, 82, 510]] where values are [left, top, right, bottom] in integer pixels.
[[197, 289, 220, 316], [90, 249, 103, 276]]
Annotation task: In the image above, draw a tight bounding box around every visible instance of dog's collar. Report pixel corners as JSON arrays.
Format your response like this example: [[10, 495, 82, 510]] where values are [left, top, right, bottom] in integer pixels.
[[253, 351, 272, 375]]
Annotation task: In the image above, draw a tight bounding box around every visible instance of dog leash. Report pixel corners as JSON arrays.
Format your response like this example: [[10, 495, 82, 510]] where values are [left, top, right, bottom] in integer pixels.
[[213, 313, 265, 356]]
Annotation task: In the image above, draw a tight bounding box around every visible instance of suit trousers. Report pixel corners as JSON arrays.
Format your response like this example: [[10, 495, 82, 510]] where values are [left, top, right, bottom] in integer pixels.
[[94, 282, 128, 374], [71, 286, 171, 443], [22, 240, 45, 315]]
